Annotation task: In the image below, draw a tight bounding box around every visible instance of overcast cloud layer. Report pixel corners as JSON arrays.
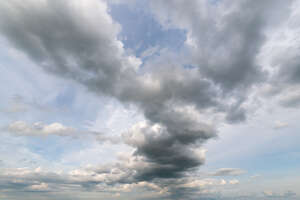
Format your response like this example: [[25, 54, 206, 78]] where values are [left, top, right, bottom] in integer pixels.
[[0, 0, 299, 200]]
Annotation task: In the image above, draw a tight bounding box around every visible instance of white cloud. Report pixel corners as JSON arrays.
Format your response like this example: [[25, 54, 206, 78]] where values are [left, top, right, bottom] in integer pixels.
[[27, 182, 49, 191], [273, 121, 289, 129], [4, 121, 121, 145], [5, 121, 75, 136], [229, 179, 239, 185]]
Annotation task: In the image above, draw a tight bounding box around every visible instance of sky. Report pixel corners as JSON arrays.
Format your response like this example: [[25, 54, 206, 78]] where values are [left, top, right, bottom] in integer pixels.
[[0, 0, 299, 199]]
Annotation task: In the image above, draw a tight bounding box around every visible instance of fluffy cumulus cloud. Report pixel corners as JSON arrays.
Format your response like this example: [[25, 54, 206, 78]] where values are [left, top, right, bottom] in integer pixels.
[[0, 0, 300, 199]]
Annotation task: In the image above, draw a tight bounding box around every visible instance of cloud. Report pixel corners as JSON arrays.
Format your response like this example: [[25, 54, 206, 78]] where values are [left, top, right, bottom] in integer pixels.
[[3, 120, 121, 144], [263, 190, 297, 198], [151, 0, 267, 90], [0, 0, 299, 199], [149, 0, 294, 122], [228, 179, 239, 185], [210, 168, 246, 176], [0, 167, 168, 197], [0, 0, 140, 97], [27, 182, 49, 191], [273, 121, 289, 129], [256, 0, 300, 108], [0, 0, 220, 186], [179, 178, 228, 189], [0, 168, 61, 193], [5, 121, 75, 136], [279, 92, 300, 108], [123, 121, 210, 180]]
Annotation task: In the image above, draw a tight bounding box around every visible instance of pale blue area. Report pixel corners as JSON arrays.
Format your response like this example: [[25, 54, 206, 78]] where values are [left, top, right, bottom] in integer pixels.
[[53, 87, 76, 108], [0, 40, 103, 167], [0, 37, 101, 124], [26, 135, 87, 163], [204, 123, 300, 181], [109, 2, 186, 58]]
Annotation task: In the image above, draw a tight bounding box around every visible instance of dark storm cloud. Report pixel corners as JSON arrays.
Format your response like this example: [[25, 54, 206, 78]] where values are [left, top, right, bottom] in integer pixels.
[[0, 0, 297, 198], [123, 121, 212, 181]]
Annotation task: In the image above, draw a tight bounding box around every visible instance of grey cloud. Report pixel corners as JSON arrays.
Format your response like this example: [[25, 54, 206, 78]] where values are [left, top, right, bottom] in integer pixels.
[[0, 0, 219, 185], [0, 0, 297, 198], [150, 0, 266, 89], [0, 167, 170, 199], [0, 0, 135, 97], [254, 0, 300, 108], [279, 58, 300, 84], [225, 102, 247, 123], [210, 168, 246, 177], [123, 121, 211, 181], [0, 169, 64, 193], [0, 168, 106, 192], [284, 191, 297, 198], [149, 0, 294, 121], [279, 93, 300, 108]]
